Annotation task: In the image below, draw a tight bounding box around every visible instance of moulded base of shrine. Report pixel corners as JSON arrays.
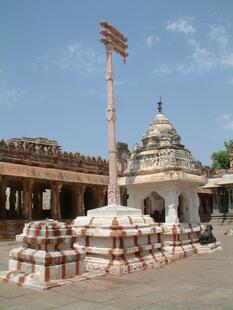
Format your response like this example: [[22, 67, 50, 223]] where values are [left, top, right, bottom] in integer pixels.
[[195, 241, 222, 254], [161, 223, 222, 260], [73, 205, 169, 275], [0, 219, 86, 290]]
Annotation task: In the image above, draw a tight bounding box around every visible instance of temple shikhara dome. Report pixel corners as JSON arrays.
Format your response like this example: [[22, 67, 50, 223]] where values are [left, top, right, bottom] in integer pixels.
[[118, 98, 205, 225], [124, 99, 201, 175], [142, 102, 181, 148]]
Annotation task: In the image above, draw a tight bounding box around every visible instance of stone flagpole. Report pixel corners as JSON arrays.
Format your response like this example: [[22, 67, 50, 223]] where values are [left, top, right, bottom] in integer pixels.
[[100, 20, 128, 205]]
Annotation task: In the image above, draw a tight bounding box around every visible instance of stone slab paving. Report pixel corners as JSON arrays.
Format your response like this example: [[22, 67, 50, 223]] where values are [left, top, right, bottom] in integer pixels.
[[0, 224, 233, 309]]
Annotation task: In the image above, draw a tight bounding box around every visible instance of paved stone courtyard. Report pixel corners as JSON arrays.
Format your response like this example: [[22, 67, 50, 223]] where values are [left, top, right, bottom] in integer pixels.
[[0, 224, 232, 310]]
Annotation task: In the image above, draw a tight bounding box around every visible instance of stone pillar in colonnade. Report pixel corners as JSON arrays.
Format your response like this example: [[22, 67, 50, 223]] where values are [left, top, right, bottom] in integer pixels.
[[15, 189, 22, 219], [120, 187, 128, 206], [51, 182, 62, 220], [227, 187, 233, 214], [212, 188, 220, 214], [73, 185, 86, 217], [0, 177, 7, 219], [96, 186, 107, 208], [32, 188, 43, 219], [9, 186, 17, 219], [22, 179, 34, 220]]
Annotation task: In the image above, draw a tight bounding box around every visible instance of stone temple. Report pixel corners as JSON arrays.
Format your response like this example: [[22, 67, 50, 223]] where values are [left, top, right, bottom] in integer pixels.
[[118, 99, 205, 225], [0, 99, 221, 288], [71, 100, 220, 277]]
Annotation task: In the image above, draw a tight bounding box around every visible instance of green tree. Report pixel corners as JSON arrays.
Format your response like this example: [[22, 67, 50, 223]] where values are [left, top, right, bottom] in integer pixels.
[[211, 140, 233, 169]]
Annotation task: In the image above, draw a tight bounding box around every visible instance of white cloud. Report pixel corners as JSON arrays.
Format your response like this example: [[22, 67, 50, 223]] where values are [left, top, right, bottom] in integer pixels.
[[115, 80, 126, 86], [215, 114, 233, 130], [36, 43, 104, 78], [153, 38, 218, 76], [215, 114, 231, 122], [153, 65, 172, 77], [55, 44, 103, 77], [181, 39, 218, 74], [154, 20, 233, 77], [227, 77, 233, 85], [82, 88, 105, 99], [146, 35, 160, 48], [0, 87, 24, 106], [209, 25, 228, 49], [221, 53, 233, 67], [225, 120, 233, 130], [166, 18, 196, 35]]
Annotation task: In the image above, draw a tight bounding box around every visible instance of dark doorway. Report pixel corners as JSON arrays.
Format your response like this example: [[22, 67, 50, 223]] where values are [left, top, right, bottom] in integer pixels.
[[144, 191, 165, 223], [178, 194, 184, 223]]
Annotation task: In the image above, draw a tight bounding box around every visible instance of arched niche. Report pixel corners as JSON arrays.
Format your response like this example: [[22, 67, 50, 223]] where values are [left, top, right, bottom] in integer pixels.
[[144, 191, 165, 222]]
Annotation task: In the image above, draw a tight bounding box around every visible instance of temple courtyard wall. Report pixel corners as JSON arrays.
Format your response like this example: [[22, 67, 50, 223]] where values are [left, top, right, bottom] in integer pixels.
[[0, 224, 231, 309]]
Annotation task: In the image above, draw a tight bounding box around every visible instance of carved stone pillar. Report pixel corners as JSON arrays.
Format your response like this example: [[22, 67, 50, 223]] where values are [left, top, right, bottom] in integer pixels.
[[0, 177, 7, 219], [22, 179, 34, 220], [51, 182, 62, 220], [17, 189, 22, 219], [96, 186, 107, 208], [32, 188, 42, 220], [38, 190, 43, 219], [73, 185, 86, 217], [9, 186, 17, 219], [120, 187, 128, 206], [227, 187, 233, 213], [212, 188, 220, 213]]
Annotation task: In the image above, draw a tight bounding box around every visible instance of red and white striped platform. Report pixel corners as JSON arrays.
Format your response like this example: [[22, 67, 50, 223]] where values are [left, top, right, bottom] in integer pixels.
[[0, 219, 86, 290], [73, 205, 169, 275], [161, 223, 221, 260]]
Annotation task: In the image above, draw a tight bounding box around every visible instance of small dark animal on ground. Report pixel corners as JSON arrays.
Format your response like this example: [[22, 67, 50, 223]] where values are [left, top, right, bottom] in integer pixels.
[[199, 225, 216, 245]]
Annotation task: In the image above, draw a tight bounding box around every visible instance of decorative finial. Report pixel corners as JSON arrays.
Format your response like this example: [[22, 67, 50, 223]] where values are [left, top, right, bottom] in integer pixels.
[[157, 96, 163, 114]]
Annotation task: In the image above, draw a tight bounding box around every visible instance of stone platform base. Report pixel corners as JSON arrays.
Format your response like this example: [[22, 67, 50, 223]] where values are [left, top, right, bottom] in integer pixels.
[[8, 248, 86, 282], [73, 205, 168, 276], [0, 269, 105, 290], [85, 251, 165, 275], [162, 223, 204, 261], [195, 241, 222, 254], [0, 219, 74, 240], [1, 219, 86, 290]]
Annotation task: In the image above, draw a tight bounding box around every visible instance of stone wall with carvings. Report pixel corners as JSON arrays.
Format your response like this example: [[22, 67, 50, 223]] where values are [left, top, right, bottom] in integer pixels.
[[125, 148, 202, 175], [0, 137, 108, 175]]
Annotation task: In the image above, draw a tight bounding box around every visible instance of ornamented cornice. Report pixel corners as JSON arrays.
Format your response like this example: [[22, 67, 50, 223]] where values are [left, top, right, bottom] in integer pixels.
[[0, 138, 108, 175]]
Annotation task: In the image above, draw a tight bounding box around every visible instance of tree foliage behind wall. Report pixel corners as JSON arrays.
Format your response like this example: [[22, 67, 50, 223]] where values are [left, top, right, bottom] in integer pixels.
[[211, 140, 233, 169]]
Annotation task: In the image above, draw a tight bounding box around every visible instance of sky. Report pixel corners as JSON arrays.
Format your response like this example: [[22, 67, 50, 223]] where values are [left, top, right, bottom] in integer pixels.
[[0, 0, 233, 165]]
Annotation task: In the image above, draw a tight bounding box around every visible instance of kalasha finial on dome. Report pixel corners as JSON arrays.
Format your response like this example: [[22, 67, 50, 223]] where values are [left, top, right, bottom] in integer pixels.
[[157, 96, 163, 114]]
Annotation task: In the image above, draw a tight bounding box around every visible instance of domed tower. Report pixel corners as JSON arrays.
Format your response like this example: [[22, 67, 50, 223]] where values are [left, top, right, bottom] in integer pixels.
[[119, 98, 205, 225], [125, 99, 201, 175], [142, 100, 182, 149]]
